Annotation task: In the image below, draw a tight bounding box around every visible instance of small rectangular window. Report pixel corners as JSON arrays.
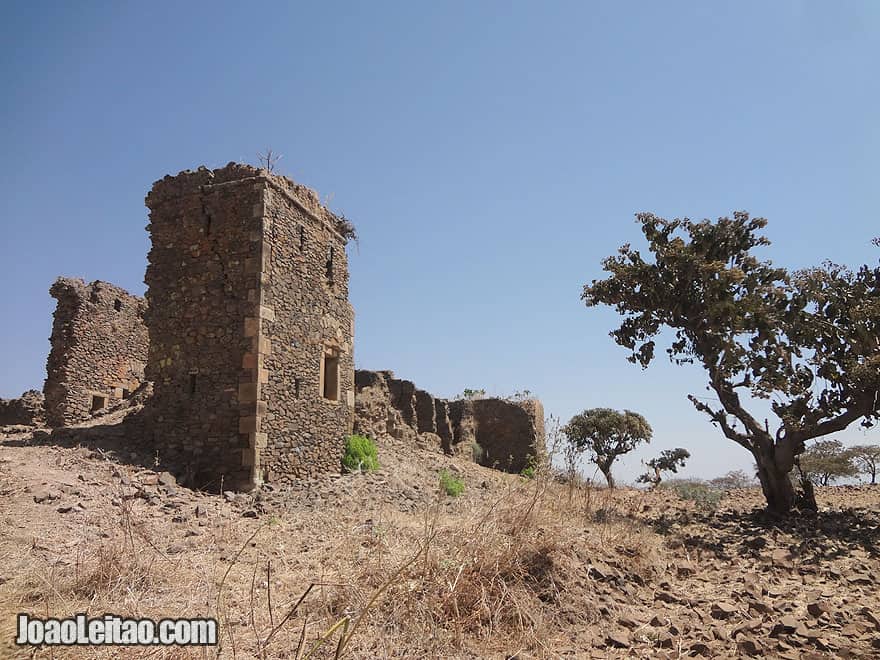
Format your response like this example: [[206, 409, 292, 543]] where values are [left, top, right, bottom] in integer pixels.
[[294, 378, 301, 398], [299, 226, 305, 251], [90, 395, 107, 412], [114, 299, 122, 312], [326, 246, 334, 281], [322, 352, 339, 401], [122, 388, 131, 399]]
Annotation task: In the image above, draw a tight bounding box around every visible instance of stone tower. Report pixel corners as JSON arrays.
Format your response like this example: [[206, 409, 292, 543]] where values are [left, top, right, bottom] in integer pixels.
[[144, 163, 355, 490]]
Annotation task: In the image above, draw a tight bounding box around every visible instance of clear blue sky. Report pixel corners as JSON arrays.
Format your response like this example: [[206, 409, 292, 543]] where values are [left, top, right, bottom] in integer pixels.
[[2, 1, 878, 482]]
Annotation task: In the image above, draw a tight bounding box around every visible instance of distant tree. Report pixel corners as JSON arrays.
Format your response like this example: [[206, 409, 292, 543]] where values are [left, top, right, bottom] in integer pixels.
[[456, 388, 487, 401], [846, 444, 880, 485], [583, 212, 880, 515], [637, 448, 690, 488], [563, 408, 652, 488], [796, 439, 858, 486], [709, 469, 755, 491]]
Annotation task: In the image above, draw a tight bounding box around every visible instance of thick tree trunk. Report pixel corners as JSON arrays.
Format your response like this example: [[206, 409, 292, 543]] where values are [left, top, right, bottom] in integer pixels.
[[754, 450, 796, 515], [599, 464, 615, 489]]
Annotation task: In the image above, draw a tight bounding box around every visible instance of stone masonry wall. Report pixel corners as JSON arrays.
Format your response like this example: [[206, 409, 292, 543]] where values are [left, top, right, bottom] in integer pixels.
[[43, 278, 148, 427], [259, 181, 355, 483], [0, 390, 45, 427], [144, 163, 354, 490], [145, 165, 263, 490], [354, 370, 544, 472]]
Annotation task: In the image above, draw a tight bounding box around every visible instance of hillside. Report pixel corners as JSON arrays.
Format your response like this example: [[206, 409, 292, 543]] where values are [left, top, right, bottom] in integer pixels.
[[1, 422, 879, 658]]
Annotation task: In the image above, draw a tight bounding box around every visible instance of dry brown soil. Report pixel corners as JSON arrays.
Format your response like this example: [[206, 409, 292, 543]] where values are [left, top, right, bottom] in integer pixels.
[[1, 422, 878, 658]]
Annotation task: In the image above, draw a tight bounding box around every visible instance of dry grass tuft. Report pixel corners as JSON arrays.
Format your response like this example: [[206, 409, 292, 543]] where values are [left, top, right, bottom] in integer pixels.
[[0, 454, 661, 659]]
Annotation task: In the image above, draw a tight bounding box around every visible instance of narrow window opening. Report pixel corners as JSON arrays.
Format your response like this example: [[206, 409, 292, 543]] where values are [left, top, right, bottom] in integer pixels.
[[294, 378, 301, 398], [189, 373, 197, 395], [205, 214, 212, 237], [322, 352, 339, 401], [299, 226, 305, 251], [90, 395, 107, 412], [326, 246, 334, 281], [122, 388, 131, 399], [113, 299, 122, 312]]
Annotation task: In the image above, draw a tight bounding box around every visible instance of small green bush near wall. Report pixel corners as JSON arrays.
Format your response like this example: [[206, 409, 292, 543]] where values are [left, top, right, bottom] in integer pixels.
[[520, 455, 537, 479], [439, 469, 465, 497], [342, 434, 379, 473]]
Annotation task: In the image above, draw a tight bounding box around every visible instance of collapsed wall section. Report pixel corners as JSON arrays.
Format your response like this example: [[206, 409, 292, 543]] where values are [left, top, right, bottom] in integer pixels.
[[0, 390, 45, 427], [354, 370, 544, 472], [43, 278, 148, 427]]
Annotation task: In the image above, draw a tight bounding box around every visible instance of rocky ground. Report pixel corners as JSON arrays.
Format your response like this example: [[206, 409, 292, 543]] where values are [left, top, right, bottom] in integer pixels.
[[0, 420, 878, 658]]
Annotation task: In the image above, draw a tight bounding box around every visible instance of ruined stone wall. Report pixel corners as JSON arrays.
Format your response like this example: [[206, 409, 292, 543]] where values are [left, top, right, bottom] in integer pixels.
[[145, 165, 263, 490], [259, 181, 355, 482], [0, 390, 45, 427], [144, 163, 354, 489], [470, 398, 545, 472], [354, 370, 544, 472], [43, 278, 148, 427]]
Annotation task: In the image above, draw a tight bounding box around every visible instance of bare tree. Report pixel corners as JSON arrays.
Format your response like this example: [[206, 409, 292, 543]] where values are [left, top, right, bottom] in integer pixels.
[[258, 148, 282, 172]]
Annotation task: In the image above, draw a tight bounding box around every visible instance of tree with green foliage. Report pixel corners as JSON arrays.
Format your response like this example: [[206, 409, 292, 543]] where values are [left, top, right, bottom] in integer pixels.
[[637, 447, 690, 488], [583, 212, 880, 515], [563, 408, 652, 488], [797, 439, 858, 486], [849, 444, 880, 484]]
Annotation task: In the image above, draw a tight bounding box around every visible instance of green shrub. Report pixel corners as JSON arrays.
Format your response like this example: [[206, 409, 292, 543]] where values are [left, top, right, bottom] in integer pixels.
[[662, 479, 724, 510], [520, 455, 537, 479], [471, 441, 485, 464], [439, 469, 465, 497], [342, 434, 379, 473]]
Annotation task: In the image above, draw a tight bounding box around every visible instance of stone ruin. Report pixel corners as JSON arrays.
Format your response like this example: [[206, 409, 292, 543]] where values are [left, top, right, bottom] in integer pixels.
[[143, 164, 355, 490], [43, 278, 148, 427], [15, 162, 544, 489], [354, 370, 544, 473], [0, 389, 45, 427]]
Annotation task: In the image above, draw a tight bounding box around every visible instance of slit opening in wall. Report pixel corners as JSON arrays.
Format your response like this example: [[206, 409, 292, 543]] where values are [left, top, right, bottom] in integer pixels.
[[122, 388, 131, 399], [90, 394, 107, 412], [189, 373, 197, 395], [205, 215, 212, 237], [113, 299, 122, 312], [299, 226, 305, 251], [322, 352, 339, 401], [294, 378, 301, 398], [326, 246, 334, 281]]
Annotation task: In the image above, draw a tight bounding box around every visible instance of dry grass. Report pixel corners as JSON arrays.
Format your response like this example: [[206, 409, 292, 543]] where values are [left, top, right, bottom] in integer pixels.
[[0, 462, 664, 659]]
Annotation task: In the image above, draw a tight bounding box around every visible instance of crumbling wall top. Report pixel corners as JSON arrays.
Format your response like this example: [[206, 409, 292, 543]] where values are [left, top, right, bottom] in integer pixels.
[[145, 162, 355, 242], [50, 277, 146, 313]]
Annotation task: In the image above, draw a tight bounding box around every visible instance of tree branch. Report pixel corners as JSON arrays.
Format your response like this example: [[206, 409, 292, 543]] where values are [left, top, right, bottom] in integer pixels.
[[688, 395, 752, 451], [788, 396, 874, 445], [708, 371, 767, 444]]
